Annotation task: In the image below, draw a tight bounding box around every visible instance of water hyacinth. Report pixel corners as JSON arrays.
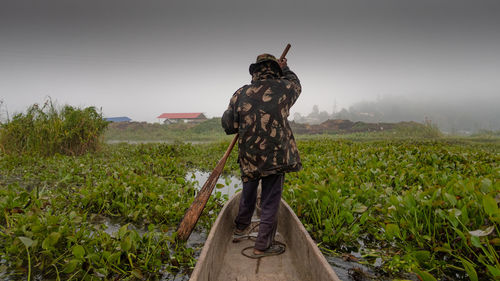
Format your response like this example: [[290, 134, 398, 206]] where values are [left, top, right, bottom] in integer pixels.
[[283, 139, 499, 280], [0, 142, 226, 280], [0, 133, 498, 280]]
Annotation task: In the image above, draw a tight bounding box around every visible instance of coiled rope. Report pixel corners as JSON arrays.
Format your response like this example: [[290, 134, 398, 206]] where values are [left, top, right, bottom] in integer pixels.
[[237, 223, 286, 259]]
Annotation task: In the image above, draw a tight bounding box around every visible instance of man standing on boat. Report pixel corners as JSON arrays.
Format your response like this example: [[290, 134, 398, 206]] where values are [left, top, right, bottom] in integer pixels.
[[221, 53, 302, 257]]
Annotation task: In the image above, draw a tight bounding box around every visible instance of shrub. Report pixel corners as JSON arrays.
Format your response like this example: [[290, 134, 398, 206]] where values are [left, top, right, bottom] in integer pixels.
[[0, 100, 108, 156]]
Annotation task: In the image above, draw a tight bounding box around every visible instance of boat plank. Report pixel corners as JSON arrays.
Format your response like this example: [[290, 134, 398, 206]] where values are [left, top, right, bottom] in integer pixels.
[[189, 192, 341, 281], [218, 233, 301, 281]]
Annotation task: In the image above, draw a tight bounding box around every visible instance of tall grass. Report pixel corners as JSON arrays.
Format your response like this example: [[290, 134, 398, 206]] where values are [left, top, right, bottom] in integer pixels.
[[0, 100, 108, 156]]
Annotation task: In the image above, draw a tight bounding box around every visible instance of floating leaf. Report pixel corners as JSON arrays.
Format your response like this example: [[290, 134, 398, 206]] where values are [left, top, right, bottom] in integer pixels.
[[18, 236, 34, 248], [87, 253, 100, 263], [414, 250, 431, 264], [469, 226, 494, 237], [215, 183, 224, 189], [470, 236, 481, 248], [118, 224, 129, 239], [385, 223, 401, 240], [42, 232, 61, 249], [107, 252, 121, 263], [121, 236, 132, 252], [175, 177, 185, 184], [63, 259, 80, 274], [482, 195, 498, 217], [72, 245, 85, 259], [342, 211, 354, 224]]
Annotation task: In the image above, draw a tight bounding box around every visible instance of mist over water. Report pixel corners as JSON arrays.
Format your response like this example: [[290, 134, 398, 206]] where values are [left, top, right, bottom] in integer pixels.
[[293, 95, 500, 133]]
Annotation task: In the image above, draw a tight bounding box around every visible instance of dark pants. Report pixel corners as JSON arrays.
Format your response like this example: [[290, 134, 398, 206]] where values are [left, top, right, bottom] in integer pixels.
[[234, 173, 284, 251]]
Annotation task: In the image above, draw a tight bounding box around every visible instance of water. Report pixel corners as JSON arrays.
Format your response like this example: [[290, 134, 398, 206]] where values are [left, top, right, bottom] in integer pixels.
[[89, 214, 148, 237], [325, 255, 419, 281], [185, 170, 242, 198]]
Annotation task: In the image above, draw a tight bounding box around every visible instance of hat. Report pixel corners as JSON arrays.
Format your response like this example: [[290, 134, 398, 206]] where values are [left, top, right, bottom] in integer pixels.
[[249, 53, 283, 76]]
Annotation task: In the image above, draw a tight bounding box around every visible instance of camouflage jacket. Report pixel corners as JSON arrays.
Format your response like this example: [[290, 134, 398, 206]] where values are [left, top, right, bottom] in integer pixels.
[[222, 64, 302, 182]]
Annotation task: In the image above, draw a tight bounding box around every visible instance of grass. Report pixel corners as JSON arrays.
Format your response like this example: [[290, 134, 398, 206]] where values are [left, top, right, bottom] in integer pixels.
[[0, 100, 108, 156]]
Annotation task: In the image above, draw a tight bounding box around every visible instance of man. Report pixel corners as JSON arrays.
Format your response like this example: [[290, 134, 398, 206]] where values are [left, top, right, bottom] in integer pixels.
[[221, 53, 302, 257]]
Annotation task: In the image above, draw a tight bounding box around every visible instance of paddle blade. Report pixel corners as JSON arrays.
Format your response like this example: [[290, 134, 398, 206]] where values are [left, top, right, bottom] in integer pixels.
[[176, 135, 238, 241], [176, 170, 222, 240]]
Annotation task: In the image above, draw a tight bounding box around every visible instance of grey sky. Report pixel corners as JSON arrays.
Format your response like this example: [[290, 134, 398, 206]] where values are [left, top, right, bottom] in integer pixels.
[[1, 0, 499, 123]]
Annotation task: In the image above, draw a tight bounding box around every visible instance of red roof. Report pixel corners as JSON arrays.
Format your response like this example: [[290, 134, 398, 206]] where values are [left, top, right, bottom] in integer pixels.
[[157, 113, 204, 119]]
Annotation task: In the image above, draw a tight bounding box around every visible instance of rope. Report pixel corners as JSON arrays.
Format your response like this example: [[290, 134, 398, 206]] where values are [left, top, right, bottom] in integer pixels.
[[241, 241, 286, 259], [237, 222, 286, 259]]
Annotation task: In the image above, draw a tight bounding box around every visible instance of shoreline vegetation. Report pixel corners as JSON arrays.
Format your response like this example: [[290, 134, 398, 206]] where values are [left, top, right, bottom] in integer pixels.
[[104, 117, 500, 142], [1, 103, 499, 280]]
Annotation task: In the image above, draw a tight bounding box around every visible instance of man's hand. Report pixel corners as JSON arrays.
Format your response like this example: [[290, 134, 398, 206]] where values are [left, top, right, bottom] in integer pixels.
[[278, 58, 287, 69]]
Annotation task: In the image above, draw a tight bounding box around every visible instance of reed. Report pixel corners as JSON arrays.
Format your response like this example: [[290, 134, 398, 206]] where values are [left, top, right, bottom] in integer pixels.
[[0, 100, 108, 156]]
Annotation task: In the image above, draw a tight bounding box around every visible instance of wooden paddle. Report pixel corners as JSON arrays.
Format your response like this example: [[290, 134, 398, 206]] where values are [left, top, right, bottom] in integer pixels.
[[176, 44, 292, 241], [176, 134, 238, 240]]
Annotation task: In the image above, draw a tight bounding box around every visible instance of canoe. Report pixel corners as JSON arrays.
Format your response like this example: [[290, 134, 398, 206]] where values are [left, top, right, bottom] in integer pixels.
[[189, 191, 341, 281]]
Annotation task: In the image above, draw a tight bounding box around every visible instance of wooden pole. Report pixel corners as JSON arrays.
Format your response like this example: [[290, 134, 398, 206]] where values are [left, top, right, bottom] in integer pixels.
[[176, 134, 238, 241], [280, 43, 291, 61]]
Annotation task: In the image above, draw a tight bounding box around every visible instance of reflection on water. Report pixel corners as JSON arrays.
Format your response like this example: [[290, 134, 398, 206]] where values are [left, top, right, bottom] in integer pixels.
[[90, 214, 148, 237], [159, 230, 208, 281], [185, 170, 242, 198]]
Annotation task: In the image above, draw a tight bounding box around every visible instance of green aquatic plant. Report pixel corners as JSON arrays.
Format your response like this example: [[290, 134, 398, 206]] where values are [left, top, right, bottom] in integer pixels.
[[0, 142, 224, 280], [0, 137, 498, 280], [283, 138, 499, 280]]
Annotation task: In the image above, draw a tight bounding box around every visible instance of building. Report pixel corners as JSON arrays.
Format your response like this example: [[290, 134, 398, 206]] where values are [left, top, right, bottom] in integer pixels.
[[105, 117, 132, 122], [157, 113, 207, 124]]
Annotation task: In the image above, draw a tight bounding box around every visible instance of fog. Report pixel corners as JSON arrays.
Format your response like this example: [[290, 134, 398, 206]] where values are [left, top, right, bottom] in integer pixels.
[[294, 95, 500, 133], [1, 0, 499, 128]]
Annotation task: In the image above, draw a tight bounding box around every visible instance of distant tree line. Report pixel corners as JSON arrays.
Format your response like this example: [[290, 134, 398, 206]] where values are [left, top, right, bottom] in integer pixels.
[[293, 96, 500, 134]]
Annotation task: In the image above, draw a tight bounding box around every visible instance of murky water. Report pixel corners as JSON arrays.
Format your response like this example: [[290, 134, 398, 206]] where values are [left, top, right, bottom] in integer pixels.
[[185, 170, 242, 198], [90, 214, 148, 237]]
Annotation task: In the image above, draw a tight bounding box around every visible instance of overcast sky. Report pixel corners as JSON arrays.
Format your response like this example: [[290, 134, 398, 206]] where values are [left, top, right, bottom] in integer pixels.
[[1, 0, 499, 122]]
